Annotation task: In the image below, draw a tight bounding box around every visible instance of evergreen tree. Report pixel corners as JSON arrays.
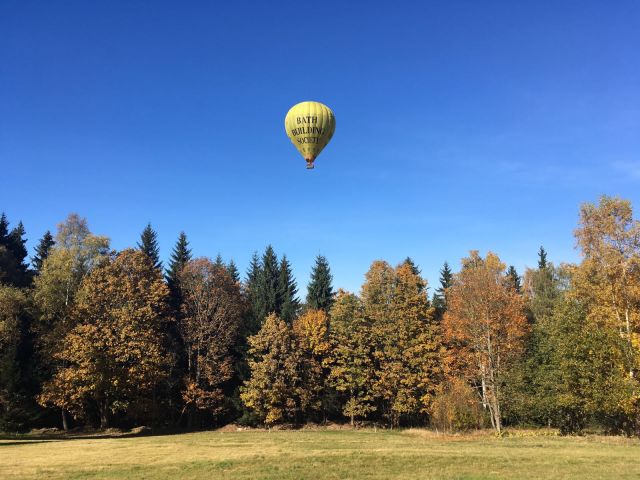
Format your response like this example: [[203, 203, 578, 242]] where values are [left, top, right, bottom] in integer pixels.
[[432, 262, 453, 321], [306, 255, 334, 312], [244, 252, 263, 336], [137, 223, 162, 270], [256, 245, 280, 322], [227, 259, 240, 283], [506, 265, 522, 293], [31, 230, 55, 274], [165, 232, 192, 293], [214, 253, 225, 268], [0, 215, 31, 287], [0, 285, 38, 431], [538, 246, 548, 270], [0, 213, 8, 241], [278, 255, 300, 324], [402, 257, 421, 275]]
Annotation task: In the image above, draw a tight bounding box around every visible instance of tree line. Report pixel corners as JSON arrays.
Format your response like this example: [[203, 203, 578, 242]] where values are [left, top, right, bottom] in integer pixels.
[[1, 195, 639, 435]]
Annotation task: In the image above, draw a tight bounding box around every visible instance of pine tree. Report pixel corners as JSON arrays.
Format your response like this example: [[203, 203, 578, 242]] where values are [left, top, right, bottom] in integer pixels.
[[165, 232, 192, 294], [506, 265, 522, 293], [214, 253, 224, 269], [538, 246, 548, 270], [278, 255, 300, 324], [432, 262, 453, 321], [306, 255, 334, 312], [137, 223, 162, 270], [32, 230, 55, 274]]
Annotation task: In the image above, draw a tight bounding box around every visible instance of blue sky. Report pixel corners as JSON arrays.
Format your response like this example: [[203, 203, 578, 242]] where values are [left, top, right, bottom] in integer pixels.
[[1, 1, 639, 294]]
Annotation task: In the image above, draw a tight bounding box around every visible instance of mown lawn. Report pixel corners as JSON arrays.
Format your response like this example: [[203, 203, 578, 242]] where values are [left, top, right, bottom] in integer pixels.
[[1, 428, 640, 479]]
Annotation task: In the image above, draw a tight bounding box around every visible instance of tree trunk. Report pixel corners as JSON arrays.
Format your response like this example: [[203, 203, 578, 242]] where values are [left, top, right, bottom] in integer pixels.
[[99, 400, 109, 429], [61, 409, 69, 431]]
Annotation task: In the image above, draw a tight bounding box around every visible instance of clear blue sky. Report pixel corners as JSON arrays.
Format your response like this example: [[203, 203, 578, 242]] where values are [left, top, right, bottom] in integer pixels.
[[1, 1, 639, 294]]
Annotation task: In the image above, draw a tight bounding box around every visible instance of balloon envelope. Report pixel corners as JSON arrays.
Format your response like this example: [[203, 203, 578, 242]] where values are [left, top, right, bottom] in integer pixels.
[[284, 101, 335, 169]]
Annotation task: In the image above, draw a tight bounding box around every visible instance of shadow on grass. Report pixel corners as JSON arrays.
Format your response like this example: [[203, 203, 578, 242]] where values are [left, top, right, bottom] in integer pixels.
[[0, 426, 204, 445]]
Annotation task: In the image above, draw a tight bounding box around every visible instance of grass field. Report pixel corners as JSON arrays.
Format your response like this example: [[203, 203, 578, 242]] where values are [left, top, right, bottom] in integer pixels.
[[2, 428, 640, 479]]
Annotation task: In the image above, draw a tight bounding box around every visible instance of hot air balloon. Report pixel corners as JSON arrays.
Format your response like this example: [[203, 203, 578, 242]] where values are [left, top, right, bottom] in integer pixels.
[[285, 101, 335, 169]]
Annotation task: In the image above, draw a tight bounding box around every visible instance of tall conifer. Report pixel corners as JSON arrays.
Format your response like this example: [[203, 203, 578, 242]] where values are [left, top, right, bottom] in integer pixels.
[[137, 223, 162, 270], [306, 255, 334, 312], [278, 255, 300, 324], [166, 232, 191, 287], [257, 245, 280, 322], [506, 265, 522, 293], [538, 246, 548, 270], [32, 231, 55, 274], [227, 259, 240, 283], [432, 262, 453, 321]]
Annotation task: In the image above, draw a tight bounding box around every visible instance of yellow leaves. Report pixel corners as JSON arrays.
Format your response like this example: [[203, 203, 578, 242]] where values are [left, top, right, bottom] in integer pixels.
[[293, 309, 330, 357], [39, 248, 171, 418]]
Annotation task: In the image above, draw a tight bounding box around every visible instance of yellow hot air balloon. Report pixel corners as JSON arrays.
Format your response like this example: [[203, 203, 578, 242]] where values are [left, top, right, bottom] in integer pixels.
[[285, 101, 335, 169]]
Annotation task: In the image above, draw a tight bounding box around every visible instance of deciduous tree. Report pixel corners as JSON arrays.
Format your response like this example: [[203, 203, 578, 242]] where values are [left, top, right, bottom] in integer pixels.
[[443, 251, 528, 433], [240, 313, 300, 425], [38, 249, 172, 428], [572, 195, 640, 378], [32, 214, 109, 430], [179, 258, 244, 424], [293, 309, 330, 421], [328, 290, 376, 425]]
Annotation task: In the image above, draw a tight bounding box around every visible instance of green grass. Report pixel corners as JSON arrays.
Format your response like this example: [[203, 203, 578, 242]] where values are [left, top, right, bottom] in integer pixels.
[[2, 428, 640, 479]]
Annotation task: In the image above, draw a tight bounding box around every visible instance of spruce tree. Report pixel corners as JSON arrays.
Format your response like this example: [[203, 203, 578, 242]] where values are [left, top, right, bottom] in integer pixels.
[[506, 265, 522, 293], [137, 223, 162, 270], [402, 257, 421, 276], [0, 213, 9, 243], [432, 262, 453, 321], [227, 259, 240, 283], [306, 255, 334, 312], [165, 232, 192, 305], [278, 255, 300, 324], [214, 253, 224, 268], [538, 246, 548, 270], [257, 245, 280, 322], [32, 230, 55, 274], [0, 215, 31, 287], [244, 252, 263, 335]]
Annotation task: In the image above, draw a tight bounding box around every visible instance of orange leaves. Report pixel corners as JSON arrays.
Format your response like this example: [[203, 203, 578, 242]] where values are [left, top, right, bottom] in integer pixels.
[[37, 249, 172, 422], [442, 251, 528, 432]]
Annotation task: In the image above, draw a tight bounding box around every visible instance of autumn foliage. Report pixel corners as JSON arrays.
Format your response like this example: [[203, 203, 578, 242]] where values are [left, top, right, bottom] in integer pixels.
[[3, 196, 640, 434]]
